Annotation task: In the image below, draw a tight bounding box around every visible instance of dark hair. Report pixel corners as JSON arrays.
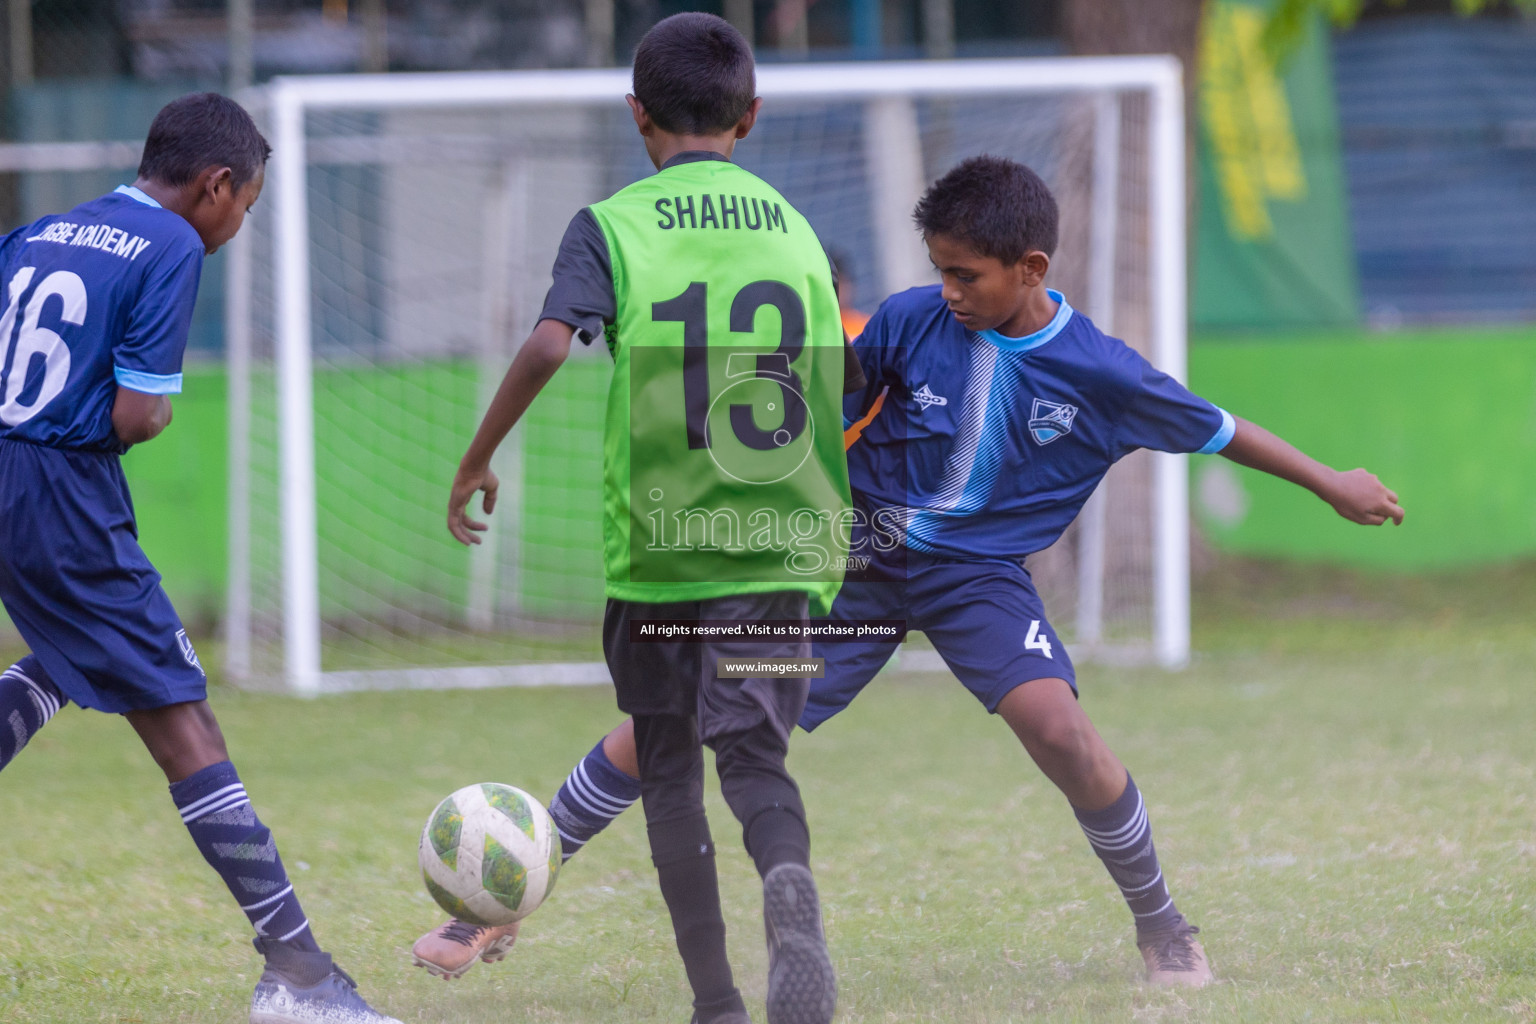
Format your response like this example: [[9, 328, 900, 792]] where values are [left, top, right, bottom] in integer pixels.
[[137, 92, 271, 191], [632, 12, 756, 135], [912, 155, 1059, 263]]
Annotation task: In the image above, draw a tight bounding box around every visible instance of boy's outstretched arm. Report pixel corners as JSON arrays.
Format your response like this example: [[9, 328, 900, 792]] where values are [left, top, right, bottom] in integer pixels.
[[1220, 416, 1404, 526], [447, 318, 575, 545]]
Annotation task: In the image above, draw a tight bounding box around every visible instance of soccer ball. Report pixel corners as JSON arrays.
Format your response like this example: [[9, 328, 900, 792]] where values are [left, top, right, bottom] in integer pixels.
[[418, 782, 561, 926]]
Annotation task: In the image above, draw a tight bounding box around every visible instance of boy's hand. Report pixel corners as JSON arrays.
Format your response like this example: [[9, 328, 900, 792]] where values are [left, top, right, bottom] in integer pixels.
[[1323, 468, 1404, 526], [448, 464, 500, 545], [443, 320, 575, 545]]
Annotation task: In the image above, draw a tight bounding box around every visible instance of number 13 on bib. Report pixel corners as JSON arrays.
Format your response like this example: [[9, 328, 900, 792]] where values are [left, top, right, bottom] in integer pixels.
[[588, 158, 853, 615]]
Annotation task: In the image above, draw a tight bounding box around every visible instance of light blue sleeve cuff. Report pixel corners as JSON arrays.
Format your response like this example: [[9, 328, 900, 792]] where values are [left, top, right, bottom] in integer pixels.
[[115, 365, 183, 395], [1198, 407, 1236, 455]]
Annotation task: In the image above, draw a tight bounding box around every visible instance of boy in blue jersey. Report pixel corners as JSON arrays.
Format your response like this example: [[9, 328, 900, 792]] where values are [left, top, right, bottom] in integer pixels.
[[417, 157, 1403, 991], [0, 93, 398, 1024]]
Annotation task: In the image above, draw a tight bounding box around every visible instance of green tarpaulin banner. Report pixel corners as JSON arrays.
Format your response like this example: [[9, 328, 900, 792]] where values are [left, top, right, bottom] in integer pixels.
[[1193, 0, 1360, 329]]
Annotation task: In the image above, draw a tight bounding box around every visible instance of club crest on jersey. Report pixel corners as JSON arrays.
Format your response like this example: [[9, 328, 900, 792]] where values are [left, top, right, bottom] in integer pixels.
[[176, 628, 205, 676], [912, 384, 948, 410], [1028, 398, 1078, 445]]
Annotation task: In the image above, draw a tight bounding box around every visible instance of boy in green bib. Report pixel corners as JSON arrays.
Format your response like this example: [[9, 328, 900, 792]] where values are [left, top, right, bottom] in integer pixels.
[[435, 14, 853, 1024]]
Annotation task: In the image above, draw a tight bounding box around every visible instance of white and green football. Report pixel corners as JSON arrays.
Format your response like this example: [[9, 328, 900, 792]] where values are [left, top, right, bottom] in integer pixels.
[[418, 782, 561, 926]]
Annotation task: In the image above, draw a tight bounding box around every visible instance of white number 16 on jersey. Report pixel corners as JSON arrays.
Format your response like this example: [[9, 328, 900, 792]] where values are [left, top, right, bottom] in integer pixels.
[[1024, 619, 1054, 659], [0, 266, 86, 427]]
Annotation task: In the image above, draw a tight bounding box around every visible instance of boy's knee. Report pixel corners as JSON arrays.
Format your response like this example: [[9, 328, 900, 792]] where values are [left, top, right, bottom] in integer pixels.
[[647, 810, 715, 868], [1032, 714, 1096, 761], [1007, 698, 1103, 775], [713, 726, 800, 805], [711, 721, 789, 776], [603, 718, 640, 779], [711, 726, 806, 856], [124, 700, 229, 782]]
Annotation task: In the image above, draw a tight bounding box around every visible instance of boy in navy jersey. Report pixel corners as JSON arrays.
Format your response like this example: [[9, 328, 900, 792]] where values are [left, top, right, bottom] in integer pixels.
[[0, 93, 397, 1024], [417, 157, 1402, 991]]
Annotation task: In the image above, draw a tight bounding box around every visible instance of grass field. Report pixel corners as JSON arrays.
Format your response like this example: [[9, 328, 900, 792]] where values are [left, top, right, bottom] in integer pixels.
[[2, 558, 1534, 1023]]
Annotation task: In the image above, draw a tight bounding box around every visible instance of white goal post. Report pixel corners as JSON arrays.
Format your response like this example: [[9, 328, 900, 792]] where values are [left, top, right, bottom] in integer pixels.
[[227, 55, 1189, 695]]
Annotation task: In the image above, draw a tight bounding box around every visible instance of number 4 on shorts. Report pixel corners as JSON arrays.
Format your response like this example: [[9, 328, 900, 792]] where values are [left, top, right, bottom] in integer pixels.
[[1024, 619, 1053, 659]]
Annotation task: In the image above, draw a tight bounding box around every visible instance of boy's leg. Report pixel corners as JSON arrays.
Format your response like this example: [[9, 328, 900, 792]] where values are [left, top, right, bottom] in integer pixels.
[[634, 713, 747, 1023], [712, 725, 808, 875], [412, 720, 641, 979], [2, 444, 396, 1019], [0, 656, 69, 772], [128, 700, 401, 1023], [993, 678, 1123, 808], [711, 721, 836, 1024], [995, 680, 1211, 987], [915, 556, 1210, 988], [700, 591, 835, 1024], [598, 598, 747, 1023], [550, 719, 642, 862], [129, 701, 318, 952]]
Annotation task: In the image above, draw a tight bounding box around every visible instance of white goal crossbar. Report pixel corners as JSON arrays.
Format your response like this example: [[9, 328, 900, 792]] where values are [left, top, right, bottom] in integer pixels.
[[235, 56, 1188, 695]]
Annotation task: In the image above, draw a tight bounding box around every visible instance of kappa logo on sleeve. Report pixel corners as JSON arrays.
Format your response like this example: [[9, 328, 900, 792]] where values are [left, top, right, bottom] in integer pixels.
[[1028, 398, 1078, 445], [911, 384, 948, 410]]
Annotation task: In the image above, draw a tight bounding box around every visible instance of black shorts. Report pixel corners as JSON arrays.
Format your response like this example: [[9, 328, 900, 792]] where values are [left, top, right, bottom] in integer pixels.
[[603, 591, 811, 743]]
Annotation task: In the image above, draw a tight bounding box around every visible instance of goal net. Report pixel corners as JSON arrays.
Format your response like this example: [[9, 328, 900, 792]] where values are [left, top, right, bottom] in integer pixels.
[[227, 57, 1188, 694]]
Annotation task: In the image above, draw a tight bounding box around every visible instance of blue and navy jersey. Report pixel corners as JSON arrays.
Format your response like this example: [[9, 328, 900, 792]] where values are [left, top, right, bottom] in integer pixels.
[[0, 186, 203, 453], [846, 285, 1234, 560]]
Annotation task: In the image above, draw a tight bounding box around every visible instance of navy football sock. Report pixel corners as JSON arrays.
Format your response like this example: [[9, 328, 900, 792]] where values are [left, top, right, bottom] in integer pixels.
[[170, 760, 320, 952], [0, 657, 68, 772], [1074, 773, 1185, 937], [547, 738, 641, 862]]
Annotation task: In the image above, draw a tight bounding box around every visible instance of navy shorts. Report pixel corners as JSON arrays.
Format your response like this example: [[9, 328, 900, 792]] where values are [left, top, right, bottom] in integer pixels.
[[800, 546, 1074, 731], [0, 439, 207, 713]]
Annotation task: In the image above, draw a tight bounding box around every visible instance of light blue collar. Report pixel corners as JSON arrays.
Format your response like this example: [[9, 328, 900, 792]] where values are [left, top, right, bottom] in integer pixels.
[[114, 184, 162, 209], [977, 290, 1073, 352]]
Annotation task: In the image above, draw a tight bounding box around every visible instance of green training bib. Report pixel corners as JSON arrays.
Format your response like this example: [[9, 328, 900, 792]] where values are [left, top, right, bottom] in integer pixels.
[[588, 158, 852, 615]]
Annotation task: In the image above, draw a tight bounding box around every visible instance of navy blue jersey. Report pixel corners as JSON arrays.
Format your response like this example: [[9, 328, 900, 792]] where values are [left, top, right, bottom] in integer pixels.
[[0, 186, 203, 453], [846, 285, 1233, 560]]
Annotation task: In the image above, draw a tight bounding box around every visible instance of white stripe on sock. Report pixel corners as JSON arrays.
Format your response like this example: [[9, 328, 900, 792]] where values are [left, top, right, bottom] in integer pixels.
[[278, 918, 311, 943], [563, 770, 616, 817], [569, 762, 634, 816], [1, 668, 37, 689], [1132, 896, 1174, 918], [1081, 808, 1149, 852], [1077, 792, 1144, 837], [178, 782, 247, 820], [182, 793, 251, 824], [22, 679, 60, 721], [1121, 870, 1165, 895], [240, 883, 294, 912], [1077, 793, 1146, 845], [574, 761, 637, 812], [6, 668, 60, 721]]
